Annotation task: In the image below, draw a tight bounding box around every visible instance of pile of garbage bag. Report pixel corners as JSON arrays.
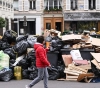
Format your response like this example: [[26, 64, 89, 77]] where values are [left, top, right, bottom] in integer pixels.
[[0, 30, 65, 81], [1, 30, 99, 82]]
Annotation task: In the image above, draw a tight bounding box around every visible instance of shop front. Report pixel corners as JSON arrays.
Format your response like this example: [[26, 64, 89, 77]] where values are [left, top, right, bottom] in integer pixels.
[[14, 14, 42, 36], [64, 12, 100, 33]]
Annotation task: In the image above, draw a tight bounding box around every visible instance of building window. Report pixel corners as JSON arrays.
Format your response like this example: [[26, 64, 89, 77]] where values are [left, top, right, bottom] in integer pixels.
[[3, 1, 5, 7], [54, 0, 57, 8], [89, 0, 96, 10], [71, 0, 77, 10], [14, 1, 18, 11], [84, 0, 96, 10], [66, 0, 77, 10], [29, 0, 36, 10], [96, 0, 100, 10], [45, 0, 62, 11], [8, 3, 10, 8], [46, 23, 51, 30]]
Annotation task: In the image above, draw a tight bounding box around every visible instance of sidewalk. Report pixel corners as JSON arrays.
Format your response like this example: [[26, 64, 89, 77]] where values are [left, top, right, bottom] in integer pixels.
[[0, 79, 99, 88]]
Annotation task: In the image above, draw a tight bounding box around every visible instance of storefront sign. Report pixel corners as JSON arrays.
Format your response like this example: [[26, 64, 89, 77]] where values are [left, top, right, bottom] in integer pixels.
[[64, 13, 100, 21]]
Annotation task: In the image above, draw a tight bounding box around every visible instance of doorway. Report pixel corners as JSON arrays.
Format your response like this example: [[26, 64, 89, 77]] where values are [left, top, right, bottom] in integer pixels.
[[55, 22, 61, 31], [19, 21, 36, 35], [44, 17, 63, 32]]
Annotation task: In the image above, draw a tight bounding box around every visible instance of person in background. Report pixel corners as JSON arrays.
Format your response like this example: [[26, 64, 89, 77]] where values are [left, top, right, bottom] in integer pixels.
[[25, 36, 51, 88]]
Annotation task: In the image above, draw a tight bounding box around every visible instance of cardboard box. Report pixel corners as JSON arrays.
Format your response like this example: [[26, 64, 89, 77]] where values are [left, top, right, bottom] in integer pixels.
[[91, 38, 100, 46], [73, 60, 88, 65], [68, 64, 88, 73], [72, 44, 81, 49], [76, 64, 91, 70], [66, 73, 78, 81], [77, 73, 94, 82], [66, 74, 78, 79], [91, 59, 100, 69], [70, 50, 83, 60], [91, 53, 100, 62], [62, 55, 73, 67], [43, 29, 50, 38], [61, 34, 81, 41]]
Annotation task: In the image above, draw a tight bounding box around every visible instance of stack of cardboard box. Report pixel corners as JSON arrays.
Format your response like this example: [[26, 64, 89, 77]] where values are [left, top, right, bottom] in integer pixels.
[[64, 64, 88, 81], [62, 52, 92, 81]]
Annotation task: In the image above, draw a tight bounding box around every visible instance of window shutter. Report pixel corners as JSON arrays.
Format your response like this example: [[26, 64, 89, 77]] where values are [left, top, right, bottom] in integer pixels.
[[24, 0, 29, 11], [66, 0, 70, 10], [84, 0, 88, 10], [96, 0, 100, 10], [36, 0, 41, 11], [18, 0, 23, 11]]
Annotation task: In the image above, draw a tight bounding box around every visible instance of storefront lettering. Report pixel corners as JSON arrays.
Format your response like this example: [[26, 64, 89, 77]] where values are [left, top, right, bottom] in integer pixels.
[[64, 13, 100, 21]]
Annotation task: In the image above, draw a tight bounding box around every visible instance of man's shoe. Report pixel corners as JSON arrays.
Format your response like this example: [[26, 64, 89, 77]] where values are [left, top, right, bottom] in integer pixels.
[[25, 85, 30, 88]]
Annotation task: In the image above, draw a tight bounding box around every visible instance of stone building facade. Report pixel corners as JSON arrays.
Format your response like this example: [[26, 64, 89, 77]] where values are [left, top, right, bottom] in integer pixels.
[[14, 0, 43, 36], [13, 0, 100, 36], [63, 0, 100, 33], [0, 0, 14, 35]]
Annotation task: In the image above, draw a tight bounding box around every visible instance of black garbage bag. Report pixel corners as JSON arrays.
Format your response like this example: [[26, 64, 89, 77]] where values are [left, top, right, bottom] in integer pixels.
[[16, 34, 28, 43], [50, 38, 62, 52], [29, 69, 38, 80], [57, 65, 65, 78], [9, 59, 15, 68], [12, 40, 30, 56], [22, 69, 30, 79], [48, 66, 60, 80], [2, 30, 17, 44], [28, 65, 36, 72], [4, 48, 16, 59], [0, 68, 13, 82], [27, 50, 36, 67], [91, 63, 100, 77], [27, 37, 37, 48], [0, 40, 11, 50], [45, 36, 52, 42], [18, 57, 29, 69]]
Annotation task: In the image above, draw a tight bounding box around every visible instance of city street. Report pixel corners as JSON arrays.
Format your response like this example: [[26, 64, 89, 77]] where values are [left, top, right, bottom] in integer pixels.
[[0, 0, 100, 88], [0, 79, 99, 88]]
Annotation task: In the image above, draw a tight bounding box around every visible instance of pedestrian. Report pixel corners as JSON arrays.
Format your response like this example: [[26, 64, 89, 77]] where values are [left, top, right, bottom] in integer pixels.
[[25, 35, 51, 88]]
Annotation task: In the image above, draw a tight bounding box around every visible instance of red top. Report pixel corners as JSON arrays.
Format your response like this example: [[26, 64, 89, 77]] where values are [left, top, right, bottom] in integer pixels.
[[34, 43, 50, 67]]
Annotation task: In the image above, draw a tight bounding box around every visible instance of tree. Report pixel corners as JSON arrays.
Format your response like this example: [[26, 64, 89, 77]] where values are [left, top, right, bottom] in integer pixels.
[[0, 17, 6, 28]]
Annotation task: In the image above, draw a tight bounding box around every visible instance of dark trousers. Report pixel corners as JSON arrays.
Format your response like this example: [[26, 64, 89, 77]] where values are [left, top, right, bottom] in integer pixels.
[[28, 67, 49, 88]]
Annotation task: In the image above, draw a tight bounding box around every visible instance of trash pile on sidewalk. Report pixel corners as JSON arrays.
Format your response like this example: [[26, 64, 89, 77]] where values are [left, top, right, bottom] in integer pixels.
[[0, 29, 100, 83], [61, 32, 100, 82], [0, 30, 65, 81], [62, 52, 93, 82]]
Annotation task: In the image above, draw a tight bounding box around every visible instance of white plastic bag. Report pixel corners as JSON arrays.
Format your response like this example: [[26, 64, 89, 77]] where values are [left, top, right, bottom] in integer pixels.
[[0, 51, 10, 70]]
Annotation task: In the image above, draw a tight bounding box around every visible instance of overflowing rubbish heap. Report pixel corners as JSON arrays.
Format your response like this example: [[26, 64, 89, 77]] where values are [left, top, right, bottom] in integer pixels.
[[0, 29, 100, 83], [0, 30, 64, 82]]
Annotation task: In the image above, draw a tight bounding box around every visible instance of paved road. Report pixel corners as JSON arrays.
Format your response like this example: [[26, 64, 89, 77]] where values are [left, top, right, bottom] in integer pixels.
[[0, 79, 99, 88]]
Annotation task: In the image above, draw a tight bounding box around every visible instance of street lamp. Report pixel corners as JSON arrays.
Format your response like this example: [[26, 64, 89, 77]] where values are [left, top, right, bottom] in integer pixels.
[[23, 16, 27, 35]]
